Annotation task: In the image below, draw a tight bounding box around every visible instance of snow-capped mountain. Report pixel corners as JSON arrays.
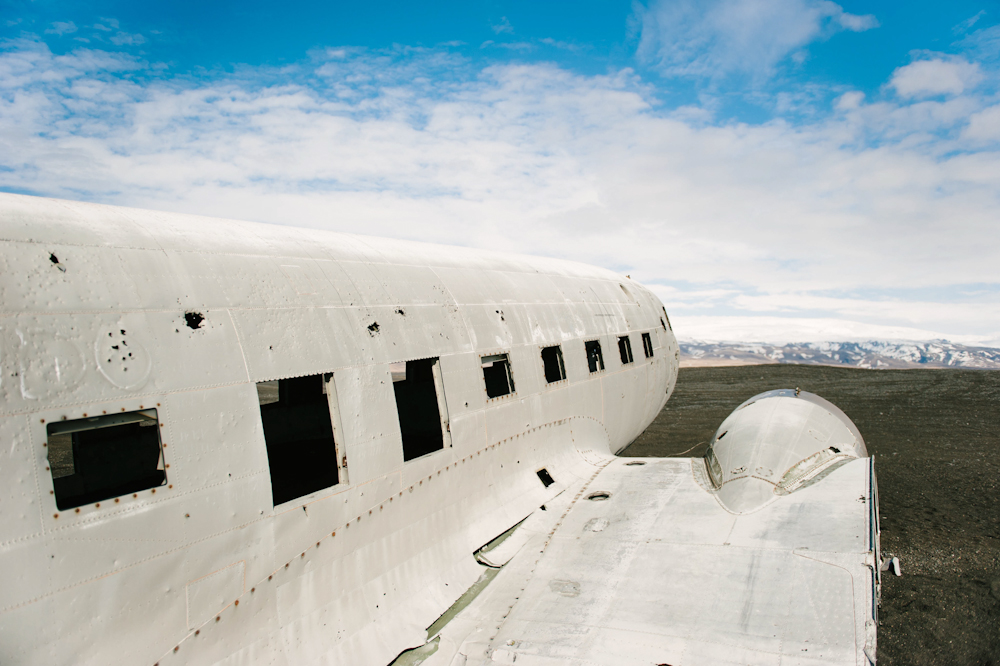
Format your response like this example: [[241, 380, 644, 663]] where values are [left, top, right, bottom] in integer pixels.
[[679, 340, 1000, 369]]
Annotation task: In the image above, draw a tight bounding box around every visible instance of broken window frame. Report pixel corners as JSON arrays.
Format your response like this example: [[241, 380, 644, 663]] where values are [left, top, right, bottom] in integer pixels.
[[46, 409, 167, 511], [390, 357, 452, 462], [540, 345, 567, 384], [585, 339, 605, 374], [618, 335, 634, 365], [256, 372, 344, 507], [481, 353, 515, 399], [662, 307, 672, 331], [642, 332, 654, 358]]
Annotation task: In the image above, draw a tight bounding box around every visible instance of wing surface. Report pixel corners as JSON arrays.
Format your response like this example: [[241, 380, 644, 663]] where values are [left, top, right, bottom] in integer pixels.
[[418, 455, 876, 666]]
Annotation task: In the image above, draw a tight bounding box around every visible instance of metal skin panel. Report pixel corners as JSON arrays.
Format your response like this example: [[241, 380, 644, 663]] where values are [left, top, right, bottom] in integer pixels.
[[0, 195, 162, 249], [0, 311, 248, 415], [333, 367, 405, 487], [431, 267, 506, 306], [0, 193, 876, 666], [0, 416, 41, 545], [428, 458, 874, 666]]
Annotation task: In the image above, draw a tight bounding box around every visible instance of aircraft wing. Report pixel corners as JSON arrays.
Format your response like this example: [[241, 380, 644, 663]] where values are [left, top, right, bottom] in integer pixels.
[[405, 396, 880, 666], [412, 455, 877, 666]]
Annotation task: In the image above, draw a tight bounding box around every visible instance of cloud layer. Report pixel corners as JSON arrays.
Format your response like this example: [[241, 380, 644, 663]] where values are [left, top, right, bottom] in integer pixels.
[[0, 35, 998, 341], [635, 0, 877, 81]]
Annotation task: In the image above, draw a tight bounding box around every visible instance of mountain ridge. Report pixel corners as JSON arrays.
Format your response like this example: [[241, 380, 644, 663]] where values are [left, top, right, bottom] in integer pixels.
[[678, 339, 1000, 369]]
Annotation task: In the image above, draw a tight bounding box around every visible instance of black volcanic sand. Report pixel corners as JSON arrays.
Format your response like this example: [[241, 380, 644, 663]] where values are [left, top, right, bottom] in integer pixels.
[[620, 365, 1000, 666]]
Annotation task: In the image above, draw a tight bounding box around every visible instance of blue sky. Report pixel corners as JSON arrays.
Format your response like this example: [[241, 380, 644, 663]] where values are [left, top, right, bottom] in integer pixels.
[[2, 1, 1000, 343]]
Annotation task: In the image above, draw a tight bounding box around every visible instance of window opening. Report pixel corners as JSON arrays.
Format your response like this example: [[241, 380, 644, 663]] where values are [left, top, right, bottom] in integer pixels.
[[662, 307, 672, 331], [482, 353, 515, 399], [585, 340, 605, 373], [392, 358, 447, 461], [618, 335, 634, 364], [540, 345, 566, 384], [642, 332, 654, 358], [258, 374, 338, 506], [536, 468, 555, 487], [47, 409, 166, 511]]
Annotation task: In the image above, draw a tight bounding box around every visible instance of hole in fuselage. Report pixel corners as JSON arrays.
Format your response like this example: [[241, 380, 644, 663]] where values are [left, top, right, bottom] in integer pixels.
[[184, 312, 205, 329], [625, 461, 646, 466], [586, 491, 611, 501], [536, 468, 554, 487]]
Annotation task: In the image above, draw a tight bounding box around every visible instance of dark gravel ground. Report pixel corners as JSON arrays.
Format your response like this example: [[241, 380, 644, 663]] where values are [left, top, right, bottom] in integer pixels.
[[620, 365, 1000, 666]]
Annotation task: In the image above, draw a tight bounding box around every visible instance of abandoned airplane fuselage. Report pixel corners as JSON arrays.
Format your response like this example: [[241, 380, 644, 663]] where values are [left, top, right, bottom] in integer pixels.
[[0, 193, 879, 665]]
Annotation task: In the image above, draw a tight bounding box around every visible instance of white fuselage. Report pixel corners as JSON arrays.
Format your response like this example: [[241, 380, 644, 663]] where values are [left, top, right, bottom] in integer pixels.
[[0, 193, 678, 665]]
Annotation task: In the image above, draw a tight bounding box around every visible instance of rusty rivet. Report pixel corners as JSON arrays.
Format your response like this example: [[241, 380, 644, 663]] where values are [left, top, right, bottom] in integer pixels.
[[82, 413, 87, 417], [195, 630, 200, 636], [157, 403, 161, 406], [165, 464, 170, 468], [45, 466, 49, 471], [251, 588, 255, 593], [285, 563, 289, 568], [185, 513, 190, 518], [102, 410, 107, 414], [121, 408, 125, 412], [95, 503, 100, 508], [234, 600, 239, 606], [331, 531, 336, 537], [75, 508, 80, 513], [300, 553, 305, 558], [151, 489, 156, 494], [40, 418, 45, 423], [53, 513, 58, 519], [50, 490, 53, 495], [42, 442, 47, 447], [215, 616, 220, 622], [173, 646, 179, 652], [133, 494, 138, 498], [316, 541, 320, 547], [114, 498, 119, 503], [140, 405, 143, 409], [268, 575, 273, 580], [168, 484, 173, 489]]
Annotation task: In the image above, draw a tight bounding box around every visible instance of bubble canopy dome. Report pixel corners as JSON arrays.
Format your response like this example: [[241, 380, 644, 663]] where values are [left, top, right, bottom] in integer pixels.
[[704, 389, 867, 514]]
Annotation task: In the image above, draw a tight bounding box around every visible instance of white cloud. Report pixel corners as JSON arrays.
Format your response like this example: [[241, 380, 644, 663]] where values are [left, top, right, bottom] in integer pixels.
[[44, 21, 78, 36], [953, 10, 986, 35], [964, 104, 1000, 142], [109, 31, 146, 46], [492, 17, 513, 35], [0, 39, 998, 340], [890, 57, 983, 98], [835, 90, 864, 110], [635, 0, 878, 80]]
